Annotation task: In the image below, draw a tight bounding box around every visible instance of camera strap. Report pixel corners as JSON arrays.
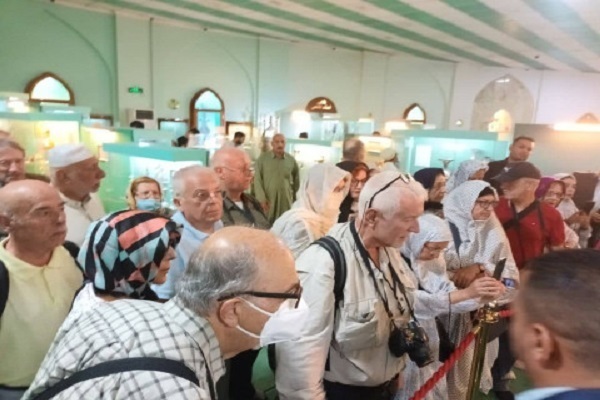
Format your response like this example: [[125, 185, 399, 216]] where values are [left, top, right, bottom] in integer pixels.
[[349, 222, 406, 320], [386, 250, 418, 322]]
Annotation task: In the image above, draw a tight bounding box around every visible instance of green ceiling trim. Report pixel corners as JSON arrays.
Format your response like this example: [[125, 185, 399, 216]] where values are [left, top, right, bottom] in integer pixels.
[[100, 0, 364, 52], [222, 0, 506, 66], [155, 0, 452, 62], [443, 0, 597, 73], [524, 0, 600, 59], [366, 0, 553, 70]]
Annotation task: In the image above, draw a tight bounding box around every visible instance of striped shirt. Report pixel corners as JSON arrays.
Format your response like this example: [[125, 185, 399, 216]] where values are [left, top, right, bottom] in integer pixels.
[[23, 298, 225, 400]]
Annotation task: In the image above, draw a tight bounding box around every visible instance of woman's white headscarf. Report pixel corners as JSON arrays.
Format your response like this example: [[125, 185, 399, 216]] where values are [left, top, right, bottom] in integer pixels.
[[443, 180, 519, 283], [446, 160, 488, 193], [553, 172, 579, 219], [271, 163, 350, 257]]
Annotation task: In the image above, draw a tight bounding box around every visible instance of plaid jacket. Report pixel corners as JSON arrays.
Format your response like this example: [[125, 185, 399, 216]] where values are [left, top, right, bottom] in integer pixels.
[[23, 298, 225, 400]]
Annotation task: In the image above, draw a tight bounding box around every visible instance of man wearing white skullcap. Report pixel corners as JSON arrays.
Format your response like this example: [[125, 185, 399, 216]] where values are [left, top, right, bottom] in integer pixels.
[[48, 144, 106, 246], [380, 147, 400, 172]]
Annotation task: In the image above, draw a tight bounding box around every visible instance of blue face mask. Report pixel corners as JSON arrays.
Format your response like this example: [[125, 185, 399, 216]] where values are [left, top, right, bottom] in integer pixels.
[[136, 198, 161, 211]]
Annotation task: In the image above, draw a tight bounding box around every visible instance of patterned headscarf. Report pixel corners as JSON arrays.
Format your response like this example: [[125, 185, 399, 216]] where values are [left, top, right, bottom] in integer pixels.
[[446, 160, 488, 193], [78, 210, 180, 299]]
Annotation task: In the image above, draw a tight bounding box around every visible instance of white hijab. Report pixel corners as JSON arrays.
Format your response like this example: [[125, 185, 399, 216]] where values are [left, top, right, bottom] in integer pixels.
[[553, 173, 579, 219], [443, 180, 518, 283], [446, 160, 488, 193], [271, 164, 350, 257]]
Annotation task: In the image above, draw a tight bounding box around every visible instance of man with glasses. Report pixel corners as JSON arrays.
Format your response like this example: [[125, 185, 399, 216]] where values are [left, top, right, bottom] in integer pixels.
[[23, 227, 309, 400], [212, 147, 270, 400], [492, 162, 565, 400], [153, 166, 223, 300], [212, 147, 270, 230], [275, 171, 427, 400]]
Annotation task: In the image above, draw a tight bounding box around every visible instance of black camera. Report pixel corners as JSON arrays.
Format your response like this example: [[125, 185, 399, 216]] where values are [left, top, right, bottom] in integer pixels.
[[388, 320, 434, 368]]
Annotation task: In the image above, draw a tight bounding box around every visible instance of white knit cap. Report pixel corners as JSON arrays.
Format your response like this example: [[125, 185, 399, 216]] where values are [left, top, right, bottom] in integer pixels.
[[48, 144, 94, 168], [380, 147, 397, 162]]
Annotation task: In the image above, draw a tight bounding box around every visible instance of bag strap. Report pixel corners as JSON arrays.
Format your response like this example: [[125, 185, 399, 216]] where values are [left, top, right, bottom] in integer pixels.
[[0, 261, 8, 318], [32, 357, 205, 400]]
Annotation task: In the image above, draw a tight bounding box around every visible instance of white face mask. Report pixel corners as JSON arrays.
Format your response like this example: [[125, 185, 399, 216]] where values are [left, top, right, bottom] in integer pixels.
[[236, 297, 309, 347]]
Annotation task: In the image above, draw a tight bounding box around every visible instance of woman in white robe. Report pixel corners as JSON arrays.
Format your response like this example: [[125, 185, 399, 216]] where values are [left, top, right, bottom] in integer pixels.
[[443, 180, 519, 400], [446, 160, 488, 193], [395, 214, 505, 400], [271, 163, 350, 258]]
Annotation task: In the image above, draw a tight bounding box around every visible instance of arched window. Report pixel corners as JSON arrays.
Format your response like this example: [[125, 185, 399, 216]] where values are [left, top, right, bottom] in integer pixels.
[[305, 97, 337, 113], [189, 88, 224, 133], [25, 72, 75, 105], [403, 103, 426, 125]]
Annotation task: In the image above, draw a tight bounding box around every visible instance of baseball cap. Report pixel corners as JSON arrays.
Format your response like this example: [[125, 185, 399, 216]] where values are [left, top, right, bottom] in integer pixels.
[[493, 161, 541, 182]]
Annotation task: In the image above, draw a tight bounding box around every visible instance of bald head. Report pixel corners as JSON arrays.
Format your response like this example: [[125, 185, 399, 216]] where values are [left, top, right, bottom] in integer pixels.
[[172, 166, 218, 197], [177, 226, 297, 316], [212, 148, 253, 194], [211, 147, 248, 168], [0, 180, 66, 251], [0, 180, 60, 217]]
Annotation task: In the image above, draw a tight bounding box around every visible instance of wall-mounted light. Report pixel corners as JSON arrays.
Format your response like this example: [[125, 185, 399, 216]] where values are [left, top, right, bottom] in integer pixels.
[[553, 122, 600, 132], [384, 120, 408, 131]]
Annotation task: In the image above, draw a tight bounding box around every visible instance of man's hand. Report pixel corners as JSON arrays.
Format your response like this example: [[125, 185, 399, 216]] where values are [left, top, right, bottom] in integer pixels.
[[452, 264, 486, 288]]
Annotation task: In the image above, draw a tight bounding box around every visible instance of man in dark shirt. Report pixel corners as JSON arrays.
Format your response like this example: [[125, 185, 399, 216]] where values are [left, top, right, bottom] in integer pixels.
[[211, 146, 270, 400], [212, 147, 270, 230], [484, 136, 535, 194], [510, 250, 600, 400]]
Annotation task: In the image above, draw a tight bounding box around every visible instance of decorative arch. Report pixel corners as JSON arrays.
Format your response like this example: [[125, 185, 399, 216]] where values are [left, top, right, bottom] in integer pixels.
[[471, 74, 534, 136], [189, 88, 225, 133], [403, 103, 426, 124], [25, 72, 75, 105], [577, 112, 599, 123], [305, 96, 337, 113]]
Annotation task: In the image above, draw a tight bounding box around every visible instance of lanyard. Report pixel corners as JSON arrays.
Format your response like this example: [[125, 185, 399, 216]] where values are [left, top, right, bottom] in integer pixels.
[[349, 222, 408, 319]]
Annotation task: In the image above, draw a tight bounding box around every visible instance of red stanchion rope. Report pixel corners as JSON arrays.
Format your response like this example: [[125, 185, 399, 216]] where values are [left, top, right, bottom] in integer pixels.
[[499, 309, 513, 318], [409, 329, 478, 400]]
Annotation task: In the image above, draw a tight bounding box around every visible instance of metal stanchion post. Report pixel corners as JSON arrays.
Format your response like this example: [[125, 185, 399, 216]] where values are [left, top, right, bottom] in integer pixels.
[[466, 305, 500, 400]]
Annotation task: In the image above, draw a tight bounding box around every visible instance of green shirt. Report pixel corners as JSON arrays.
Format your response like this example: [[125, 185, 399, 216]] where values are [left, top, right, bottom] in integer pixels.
[[252, 151, 300, 223]]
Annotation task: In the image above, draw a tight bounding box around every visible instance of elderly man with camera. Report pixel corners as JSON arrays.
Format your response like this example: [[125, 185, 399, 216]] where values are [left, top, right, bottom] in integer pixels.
[[275, 171, 431, 400]]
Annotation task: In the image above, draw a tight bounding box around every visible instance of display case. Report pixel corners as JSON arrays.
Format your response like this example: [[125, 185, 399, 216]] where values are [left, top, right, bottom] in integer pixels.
[[353, 135, 395, 164], [0, 111, 83, 176], [285, 138, 343, 180], [101, 143, 209, 212], [390, 130, 509, 174]]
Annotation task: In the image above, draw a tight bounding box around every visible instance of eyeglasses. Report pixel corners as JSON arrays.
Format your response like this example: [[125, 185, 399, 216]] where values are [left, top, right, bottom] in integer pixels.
[[222, 166, 255, 177], [367, 173, 413, 209], [544, 191, 564, 199], [423, 243, 447, 253], [192, 189, 223, 203], [218, 287, 303, 309], [474, 200, 499, 210], [351, 178, 368, 187]]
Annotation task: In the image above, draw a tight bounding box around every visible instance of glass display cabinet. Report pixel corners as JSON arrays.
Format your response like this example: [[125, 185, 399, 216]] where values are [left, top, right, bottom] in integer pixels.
[[390, 129, 509, 174], [101, 143, 209, 212], [353, 135, 395, 164], [285, 138, 343, 180]]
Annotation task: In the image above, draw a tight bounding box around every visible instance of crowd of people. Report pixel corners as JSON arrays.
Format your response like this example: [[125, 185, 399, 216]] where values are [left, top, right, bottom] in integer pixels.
[[0, 131, 599, 400]]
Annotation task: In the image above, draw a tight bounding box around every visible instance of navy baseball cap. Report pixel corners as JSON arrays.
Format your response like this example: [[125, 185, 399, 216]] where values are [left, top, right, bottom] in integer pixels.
[[493, 162, 541, 182]]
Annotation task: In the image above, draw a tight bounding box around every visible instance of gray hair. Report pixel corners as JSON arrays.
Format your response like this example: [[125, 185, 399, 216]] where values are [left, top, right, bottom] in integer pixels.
[[0, 139, 25, 154], [177, 242, 259, 316], [171, 165, 214, 197], [342, 138, 365, 161], [357, 171, 427, 219]]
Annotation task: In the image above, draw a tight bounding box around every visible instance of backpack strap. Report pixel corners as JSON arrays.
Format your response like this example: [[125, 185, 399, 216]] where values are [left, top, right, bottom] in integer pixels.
[[267, 235, 347, 372], [32, 357, 205, 400], [0, 261, 8, 318], [448, 221, 462, 255]]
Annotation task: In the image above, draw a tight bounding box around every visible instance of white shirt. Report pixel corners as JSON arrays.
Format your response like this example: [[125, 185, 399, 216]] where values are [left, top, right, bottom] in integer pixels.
[[517, 388, 573, 400], [275, 223, 414, 400], [61, 192, 106, 246]]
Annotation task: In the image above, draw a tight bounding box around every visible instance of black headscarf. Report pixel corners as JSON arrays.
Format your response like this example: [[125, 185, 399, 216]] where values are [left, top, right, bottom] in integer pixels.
[[414, 168, 445, 189]]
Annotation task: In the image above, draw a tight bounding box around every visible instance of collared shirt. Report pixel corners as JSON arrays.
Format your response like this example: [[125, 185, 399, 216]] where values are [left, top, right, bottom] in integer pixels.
[[152, 211, 223, 299], [0, 240, 82, 387], [517, 388, 573, 400], [221, 193, 271, 230], [23, 298, 226, 400], [60, 192, 106, 246], [275, 222, 414, 400]]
